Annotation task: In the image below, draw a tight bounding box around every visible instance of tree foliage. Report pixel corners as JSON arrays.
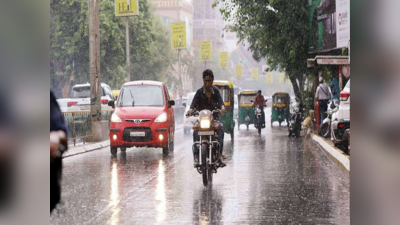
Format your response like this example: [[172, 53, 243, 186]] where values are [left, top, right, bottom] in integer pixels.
[[215, 0, 310, 101], [50, 0, 174, 97]]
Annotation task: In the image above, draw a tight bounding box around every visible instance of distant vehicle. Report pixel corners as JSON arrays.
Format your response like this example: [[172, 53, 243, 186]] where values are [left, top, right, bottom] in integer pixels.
[[112, 90, 120, 101], [66, 83, 114, 111], [183, 92, 196, 134], [108, 80, 175, 155]]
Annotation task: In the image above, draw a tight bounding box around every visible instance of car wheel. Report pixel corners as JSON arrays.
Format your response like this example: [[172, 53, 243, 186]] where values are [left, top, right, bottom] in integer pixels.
[[162, 132, 170, 155], [110, 147, 117, 155]]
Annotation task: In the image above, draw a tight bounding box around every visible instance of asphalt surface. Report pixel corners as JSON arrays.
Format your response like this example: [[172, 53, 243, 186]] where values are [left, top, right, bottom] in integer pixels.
[[51, 108, 350, 224]]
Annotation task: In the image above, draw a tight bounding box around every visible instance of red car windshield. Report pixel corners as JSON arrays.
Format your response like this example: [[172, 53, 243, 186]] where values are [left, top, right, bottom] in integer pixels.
[[118, 85, 164, 107]]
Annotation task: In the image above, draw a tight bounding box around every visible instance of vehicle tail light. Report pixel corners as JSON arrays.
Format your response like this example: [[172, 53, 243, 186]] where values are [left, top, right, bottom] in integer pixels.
[[101, 99, 109, 104], [67, 101, 78, 107], [340, 91, 350, 101], [338, 123, 345, 128]]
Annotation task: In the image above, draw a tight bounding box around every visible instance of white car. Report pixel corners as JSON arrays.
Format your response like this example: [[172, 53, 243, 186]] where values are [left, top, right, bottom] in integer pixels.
[[183, 92, 196, 134], [65, 83, 114, 111], [336, 79, 350, 121]]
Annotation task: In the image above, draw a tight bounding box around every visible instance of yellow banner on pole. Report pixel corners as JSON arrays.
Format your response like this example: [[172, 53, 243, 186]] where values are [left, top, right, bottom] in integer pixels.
[[171, 22, 186, 49], [219, 52, 228, 68], [235, 65, 243, 79], [279, 73, 285, 83], [251, 68, 258, 80], [266, 72, 273, 83], [200, 41, 212, 61], [115, 0, 139, 17]]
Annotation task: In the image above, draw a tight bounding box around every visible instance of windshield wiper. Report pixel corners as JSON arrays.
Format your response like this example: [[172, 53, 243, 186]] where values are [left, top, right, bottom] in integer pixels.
[[129, 89, 135, 106]]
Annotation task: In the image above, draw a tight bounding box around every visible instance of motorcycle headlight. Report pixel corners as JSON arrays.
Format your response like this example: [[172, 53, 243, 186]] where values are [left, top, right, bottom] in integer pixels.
[[200, 119, 211, 129], [111, 113, 122, 123], [155, 113, 167, 123]]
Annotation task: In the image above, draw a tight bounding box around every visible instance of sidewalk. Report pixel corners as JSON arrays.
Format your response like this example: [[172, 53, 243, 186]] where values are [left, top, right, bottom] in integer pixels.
[[311, 134, 350, 174], [64, 123, 184, 158]]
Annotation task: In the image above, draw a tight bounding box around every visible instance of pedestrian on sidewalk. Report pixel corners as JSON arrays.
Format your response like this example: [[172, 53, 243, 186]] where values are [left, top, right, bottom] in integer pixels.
[[330, 74, 340, 101], [50, 91, 68, 213], [315, 77, 331, 124]]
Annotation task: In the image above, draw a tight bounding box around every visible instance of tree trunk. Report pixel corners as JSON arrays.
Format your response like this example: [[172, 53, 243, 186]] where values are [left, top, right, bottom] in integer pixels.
[[311, 69, 319, 108], [289, 75, 301, 102]]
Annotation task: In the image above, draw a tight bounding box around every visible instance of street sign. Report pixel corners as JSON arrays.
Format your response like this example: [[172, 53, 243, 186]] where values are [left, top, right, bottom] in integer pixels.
[[251, 68, 258, 80], [235, 65, 243, 79], [171, 22, 186, 49], [115, 0, 139, 17], [266, 72, 273, 83], [279, 73, 285, 83], [200, 41, 212, 61], [219, 52, 228, 68]]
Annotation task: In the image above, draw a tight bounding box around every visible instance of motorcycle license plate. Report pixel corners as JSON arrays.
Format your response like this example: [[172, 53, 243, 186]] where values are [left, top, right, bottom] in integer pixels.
[[198, 131, 214, 136], [130, 131, 145, 137]]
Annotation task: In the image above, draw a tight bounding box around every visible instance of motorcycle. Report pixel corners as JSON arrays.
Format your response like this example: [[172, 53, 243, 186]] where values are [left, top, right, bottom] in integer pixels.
[[288, 103, 303, 138], [254, 104, 266, 136], [319, 99, 339, 138], [188, 109, 223, 186]]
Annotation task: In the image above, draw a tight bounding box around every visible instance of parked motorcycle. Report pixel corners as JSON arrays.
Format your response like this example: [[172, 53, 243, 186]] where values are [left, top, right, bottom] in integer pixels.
[[188, 109, 223, 186], [254, 104, 266, 136], [319, 99, 339, 138], [329, 100, 350, 153], [288, 103, 303, 138]]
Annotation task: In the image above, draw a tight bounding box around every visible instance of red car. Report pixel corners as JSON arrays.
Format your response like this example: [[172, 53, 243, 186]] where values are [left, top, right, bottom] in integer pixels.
[[108, 81, 175, 155]]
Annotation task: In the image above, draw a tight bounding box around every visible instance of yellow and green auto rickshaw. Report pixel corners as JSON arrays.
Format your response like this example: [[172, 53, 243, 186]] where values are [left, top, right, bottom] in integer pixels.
[[271, 92, 290, 126], [238, 90, 257, 130], [213, 80, 235, 140]]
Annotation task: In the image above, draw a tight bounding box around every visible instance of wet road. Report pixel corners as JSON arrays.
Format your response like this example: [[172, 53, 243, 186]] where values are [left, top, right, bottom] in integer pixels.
[[51, 108, 350, 224]]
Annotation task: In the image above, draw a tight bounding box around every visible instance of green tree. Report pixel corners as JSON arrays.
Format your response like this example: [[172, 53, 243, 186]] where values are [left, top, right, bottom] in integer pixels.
[[215, 0, 310, 102], [50, 0, 174, 97]]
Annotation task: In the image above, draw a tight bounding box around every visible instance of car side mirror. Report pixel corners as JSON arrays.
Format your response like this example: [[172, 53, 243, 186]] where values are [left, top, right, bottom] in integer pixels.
[[108, 100, 115, 108], [182, 103, 187, 108], [168, 100, 175, 108]]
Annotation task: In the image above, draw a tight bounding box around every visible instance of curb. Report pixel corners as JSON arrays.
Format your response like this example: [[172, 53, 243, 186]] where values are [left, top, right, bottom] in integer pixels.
[[63, 140, 110, 158], [311, 134, 350, 174]]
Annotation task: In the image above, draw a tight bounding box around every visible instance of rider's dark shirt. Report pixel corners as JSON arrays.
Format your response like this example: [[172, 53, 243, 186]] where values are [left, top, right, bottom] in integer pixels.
[[190, 86, 225, 111]]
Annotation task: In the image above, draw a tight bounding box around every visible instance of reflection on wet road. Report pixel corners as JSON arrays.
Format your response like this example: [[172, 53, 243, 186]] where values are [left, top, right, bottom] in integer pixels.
[[51, 108, 350, 224]]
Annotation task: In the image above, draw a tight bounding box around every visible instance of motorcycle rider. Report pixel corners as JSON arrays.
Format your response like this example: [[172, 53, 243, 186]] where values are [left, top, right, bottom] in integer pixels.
[[252, 90, 267, 127], [187, 69, 227, 167]]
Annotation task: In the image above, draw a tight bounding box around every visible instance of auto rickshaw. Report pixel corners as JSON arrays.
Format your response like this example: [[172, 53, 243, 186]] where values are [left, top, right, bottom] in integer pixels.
[[112, 90, 120, 101], [271, 92, 290, 126], [238, 90, 257, 130], [213, 80, 235, 140]]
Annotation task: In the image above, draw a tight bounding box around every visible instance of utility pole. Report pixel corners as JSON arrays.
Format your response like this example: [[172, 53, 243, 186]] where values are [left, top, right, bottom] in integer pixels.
[[89, 0, 101, 123], [125, 17, 130, 81]]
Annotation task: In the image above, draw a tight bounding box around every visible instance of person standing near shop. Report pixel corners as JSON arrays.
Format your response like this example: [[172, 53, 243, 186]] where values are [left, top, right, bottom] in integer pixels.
[[330, 74, 340, 101], [315, 77, 331, 123]]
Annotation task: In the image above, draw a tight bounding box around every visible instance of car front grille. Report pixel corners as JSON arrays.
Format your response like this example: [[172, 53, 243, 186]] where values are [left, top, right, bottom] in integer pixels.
[[123, 127, 153, 142]]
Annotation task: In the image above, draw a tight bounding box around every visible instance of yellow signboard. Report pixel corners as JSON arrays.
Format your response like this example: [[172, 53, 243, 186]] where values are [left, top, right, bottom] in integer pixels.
[[251, 68, 258, 80], [235, 65, 243, 79], [219, 52, 228, 68], [171, 22, 186, 49], [266, 72, 273, 83], [200, 41, 212, 61], [279, 73, 286, 83], [115, 0, 139, 17]]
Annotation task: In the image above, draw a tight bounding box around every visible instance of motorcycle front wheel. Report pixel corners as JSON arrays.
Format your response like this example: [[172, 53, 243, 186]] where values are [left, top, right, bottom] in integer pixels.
[[201, 143, 209, 186], [319, 123, 330, 138]]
